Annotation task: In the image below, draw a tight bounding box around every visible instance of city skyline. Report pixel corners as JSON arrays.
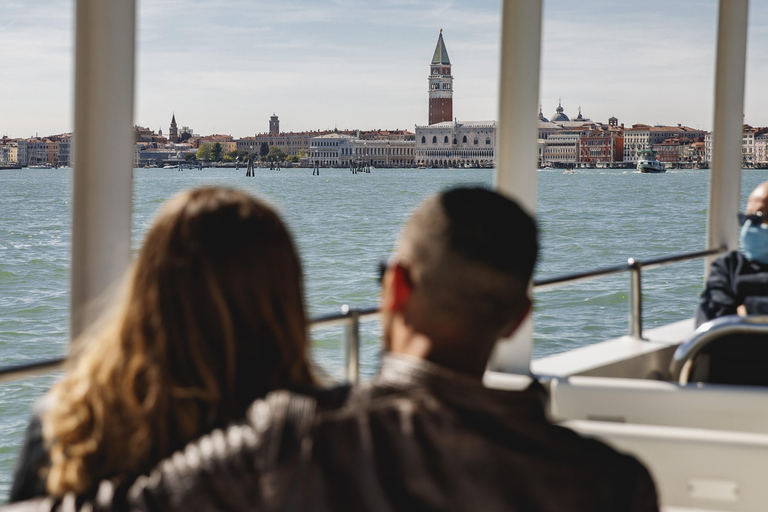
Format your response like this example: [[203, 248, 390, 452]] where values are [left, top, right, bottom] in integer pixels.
[[3, 1, 768, 138]]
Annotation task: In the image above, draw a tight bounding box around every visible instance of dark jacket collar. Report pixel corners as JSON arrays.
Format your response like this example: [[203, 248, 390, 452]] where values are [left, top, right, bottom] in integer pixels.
[[372, 353, 548, 421]]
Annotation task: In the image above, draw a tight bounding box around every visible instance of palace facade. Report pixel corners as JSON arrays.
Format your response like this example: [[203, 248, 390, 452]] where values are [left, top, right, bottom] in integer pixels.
[[415, 31, 496, 167]]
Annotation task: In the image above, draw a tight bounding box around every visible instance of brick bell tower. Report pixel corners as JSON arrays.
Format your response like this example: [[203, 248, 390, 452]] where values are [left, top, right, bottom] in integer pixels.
[[428, 29, 453, 125]]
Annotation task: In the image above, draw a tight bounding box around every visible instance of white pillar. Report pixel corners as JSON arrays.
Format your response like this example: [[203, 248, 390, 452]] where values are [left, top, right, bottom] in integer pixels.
[[489, 0, 543, 375], [706, 0, 749, 275], [70, 0, 136, 339]]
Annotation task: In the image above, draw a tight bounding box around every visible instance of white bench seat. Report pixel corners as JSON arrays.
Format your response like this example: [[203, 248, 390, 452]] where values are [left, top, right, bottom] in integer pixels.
[[565, 420, 768, 512], [551, 376, 768, 434]]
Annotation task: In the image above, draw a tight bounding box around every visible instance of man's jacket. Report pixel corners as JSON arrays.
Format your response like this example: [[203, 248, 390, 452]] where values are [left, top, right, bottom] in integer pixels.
[[5, 355, 658, 511]]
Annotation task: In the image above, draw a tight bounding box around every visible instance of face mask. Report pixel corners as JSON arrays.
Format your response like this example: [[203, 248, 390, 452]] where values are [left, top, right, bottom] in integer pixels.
[[740, 220, 768, 264]]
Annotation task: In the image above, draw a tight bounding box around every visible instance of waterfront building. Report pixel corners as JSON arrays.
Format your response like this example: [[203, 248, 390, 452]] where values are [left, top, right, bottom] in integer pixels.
[[245, 115, 356, 157], [538, 104, 597, 140], [0, 141, 18, 164], [543, 131, 581, 165], [310, 133, 356, 167], [652, 138, 682, 164], [704, 132, 713, 165], [339, 138, 416, 167], [169, 114, 179, 143], [579, 123, 624, 165], [16, 139, 28, 165], [134, 126, 168, 145], [193, 134, 234, 147], [679, 140, 705, 166], [51, 133, 72, 166], [742, 125, 758, 166], [236, 136, 259, 155], [414, 120, 496, 167], [537, 139, 546, 166], [428, 30, 453, 125], [623, 124, 705, 163], [136, 143, 196, 166], [18, 138, 59, 166], [755, 133, 768, 167]]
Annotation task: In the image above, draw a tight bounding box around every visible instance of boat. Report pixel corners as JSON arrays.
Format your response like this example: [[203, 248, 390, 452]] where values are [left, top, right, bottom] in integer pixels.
[[637, 148, 666, 173], [417, 163, 426, 170], [564, 168, 575, 174], [1, 2, 765, 511], [27, 163, 52, 169]]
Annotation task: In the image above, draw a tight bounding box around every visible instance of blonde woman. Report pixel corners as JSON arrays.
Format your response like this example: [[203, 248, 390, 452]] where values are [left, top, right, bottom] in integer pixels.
[[9, 187, 316, 500]]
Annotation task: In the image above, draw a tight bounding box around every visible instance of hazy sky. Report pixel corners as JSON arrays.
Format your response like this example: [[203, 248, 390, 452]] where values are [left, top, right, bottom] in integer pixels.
[[2, 1, 767, 138]]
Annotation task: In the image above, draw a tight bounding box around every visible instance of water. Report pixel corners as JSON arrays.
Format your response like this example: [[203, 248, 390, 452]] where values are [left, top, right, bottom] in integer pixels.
[[1, 166, 767, 499]]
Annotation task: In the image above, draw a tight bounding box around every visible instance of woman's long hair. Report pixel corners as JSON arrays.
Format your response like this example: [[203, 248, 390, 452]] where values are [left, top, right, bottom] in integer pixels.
[[43, 187, 315, 496]]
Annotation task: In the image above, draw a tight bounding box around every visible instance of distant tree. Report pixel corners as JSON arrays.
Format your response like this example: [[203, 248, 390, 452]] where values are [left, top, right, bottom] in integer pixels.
[[267, 146, 287, 163], [223, 154, 234, 163], [259, 142, 269, 158], [296, 149, 308, 159], [211, 142, 223, 162], [184, 153, 197, 161], [286, 155, 300, 163], [197, 143, 213, 161], [226, 150, 239, 160]]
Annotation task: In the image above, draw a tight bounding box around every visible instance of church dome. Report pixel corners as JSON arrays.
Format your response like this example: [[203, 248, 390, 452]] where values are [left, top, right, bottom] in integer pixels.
[[538, 105, 548, 122], [551, 101, 569, 122]]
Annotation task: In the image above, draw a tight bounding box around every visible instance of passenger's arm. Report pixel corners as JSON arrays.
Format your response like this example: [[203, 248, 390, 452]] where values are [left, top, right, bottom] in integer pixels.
[[124, 391, 315, 512], [9, 413, 50, 503], [696, 255, 738, 326], [125, 424, 268, 512]]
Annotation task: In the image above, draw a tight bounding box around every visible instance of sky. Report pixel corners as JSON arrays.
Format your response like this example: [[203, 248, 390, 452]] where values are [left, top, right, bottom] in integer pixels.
[[1, 0, 767, 139]]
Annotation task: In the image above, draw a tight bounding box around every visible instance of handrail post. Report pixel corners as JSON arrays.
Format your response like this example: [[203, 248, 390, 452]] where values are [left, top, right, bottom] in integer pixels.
[[706, 0, 749, 275], [488, 0, 543, 376], [628, 258, 643, 339], [341, 305, 360, 384], [71, 0, 136, 339]]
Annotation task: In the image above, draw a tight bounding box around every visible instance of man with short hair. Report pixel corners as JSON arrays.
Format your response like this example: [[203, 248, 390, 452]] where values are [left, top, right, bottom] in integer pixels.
[[7, 187, 658, 511], [698, 181, 768, 326]]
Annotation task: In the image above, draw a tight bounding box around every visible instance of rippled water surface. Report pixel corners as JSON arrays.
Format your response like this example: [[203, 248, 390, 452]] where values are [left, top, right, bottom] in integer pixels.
[[1, 166, 766, 499]]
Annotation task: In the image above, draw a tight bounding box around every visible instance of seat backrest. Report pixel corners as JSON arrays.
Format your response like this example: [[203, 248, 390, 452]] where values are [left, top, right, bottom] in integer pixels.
[[550, 376, 768, 434], [564, 419, 768, 512]]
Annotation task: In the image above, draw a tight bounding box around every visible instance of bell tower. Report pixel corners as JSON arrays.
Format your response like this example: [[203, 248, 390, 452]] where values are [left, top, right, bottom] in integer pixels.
[[428, 30, 453, 125], [269, 114, 279, 136], [169, 113, 179, 143]]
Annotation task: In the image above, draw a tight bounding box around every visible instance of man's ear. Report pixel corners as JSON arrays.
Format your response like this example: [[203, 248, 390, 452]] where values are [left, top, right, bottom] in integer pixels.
[[500, 297, 532, 339], [382, 264, 412, 312]]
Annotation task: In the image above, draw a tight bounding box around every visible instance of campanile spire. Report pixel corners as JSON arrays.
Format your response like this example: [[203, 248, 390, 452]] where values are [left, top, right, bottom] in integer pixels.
[[428, 30, 453, 125]]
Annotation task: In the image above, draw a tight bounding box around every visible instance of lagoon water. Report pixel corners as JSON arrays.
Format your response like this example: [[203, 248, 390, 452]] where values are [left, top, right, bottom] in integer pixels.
[[1, 166, 766, 500]]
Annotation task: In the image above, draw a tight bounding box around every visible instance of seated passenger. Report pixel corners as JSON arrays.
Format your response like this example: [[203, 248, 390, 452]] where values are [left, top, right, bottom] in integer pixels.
[[5, 187, 658, 512], [8, 187, 316, 502], [697, 181, 768, 326]]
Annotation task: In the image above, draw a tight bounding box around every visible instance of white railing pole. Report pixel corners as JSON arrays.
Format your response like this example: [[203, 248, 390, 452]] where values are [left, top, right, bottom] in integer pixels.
[[706, 0, 749, 276], [488, 0, 543, 375], [70, 0, 136, 339]]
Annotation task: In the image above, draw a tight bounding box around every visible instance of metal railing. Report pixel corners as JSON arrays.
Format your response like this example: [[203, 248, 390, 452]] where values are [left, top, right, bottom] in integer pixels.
[[0, 246, 726, 385]]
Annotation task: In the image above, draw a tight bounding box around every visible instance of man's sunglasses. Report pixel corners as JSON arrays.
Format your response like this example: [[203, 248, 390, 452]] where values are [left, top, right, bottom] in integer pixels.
[[738, 212, 766, 225]]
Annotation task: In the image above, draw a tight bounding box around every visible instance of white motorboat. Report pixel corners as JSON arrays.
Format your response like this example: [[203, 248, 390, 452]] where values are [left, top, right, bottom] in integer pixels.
[[637, 149, 666, 173]]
